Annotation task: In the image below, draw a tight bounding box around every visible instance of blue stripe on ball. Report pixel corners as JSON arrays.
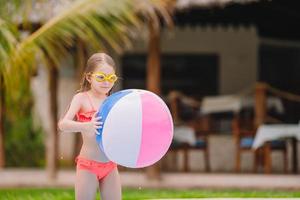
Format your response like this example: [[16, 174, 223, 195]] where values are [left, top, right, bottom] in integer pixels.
[[96, 90, 133, 150]]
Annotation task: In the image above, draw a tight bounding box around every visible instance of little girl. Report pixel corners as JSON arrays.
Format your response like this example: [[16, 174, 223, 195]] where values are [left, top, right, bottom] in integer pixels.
[[58, 53, 121, 200]]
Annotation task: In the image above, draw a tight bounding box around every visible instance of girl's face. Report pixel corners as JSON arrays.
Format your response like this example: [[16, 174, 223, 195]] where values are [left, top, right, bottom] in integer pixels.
[[87, 64, 116, 95]]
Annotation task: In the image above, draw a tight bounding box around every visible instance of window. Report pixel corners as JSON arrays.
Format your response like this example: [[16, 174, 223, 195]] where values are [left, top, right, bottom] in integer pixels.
[[121, 53, 219, 99]]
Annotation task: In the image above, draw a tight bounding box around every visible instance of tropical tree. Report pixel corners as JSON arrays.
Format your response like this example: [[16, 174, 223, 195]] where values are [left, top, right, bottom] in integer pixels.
[[0, 0, 173, 178], [0, 17, 19, 168]]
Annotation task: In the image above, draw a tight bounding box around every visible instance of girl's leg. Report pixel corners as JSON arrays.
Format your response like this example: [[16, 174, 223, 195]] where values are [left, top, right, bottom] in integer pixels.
[[75, 168, 99, 200], [99, 167, 122, 200]]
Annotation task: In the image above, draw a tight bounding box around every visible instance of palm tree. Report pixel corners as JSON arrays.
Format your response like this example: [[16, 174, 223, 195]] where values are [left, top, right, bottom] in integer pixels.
[[0, 18, 19, 168], [0, 0, 173, 178]]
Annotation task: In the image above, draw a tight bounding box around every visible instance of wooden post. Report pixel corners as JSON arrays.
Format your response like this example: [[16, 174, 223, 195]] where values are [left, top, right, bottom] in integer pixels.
[[0, 74, 5, 168], [263, 142, 271, 173], [291, 138, 298, 174], [183, 144, 189, 172], [254, 82, 270, 173], [254, 82, 268, 127], [145, 20, 162, 180], [47, 63, 59, 179], [169, 91, 179, 124], [202, 115, 211, 133]]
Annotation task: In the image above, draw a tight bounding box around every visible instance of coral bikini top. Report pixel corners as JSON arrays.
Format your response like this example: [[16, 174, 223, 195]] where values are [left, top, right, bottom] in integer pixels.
[[76, 92, 97, 122]]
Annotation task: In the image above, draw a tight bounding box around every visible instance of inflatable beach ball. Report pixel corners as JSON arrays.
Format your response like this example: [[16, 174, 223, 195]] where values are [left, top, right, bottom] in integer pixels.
[[96, 89, 173, 168]]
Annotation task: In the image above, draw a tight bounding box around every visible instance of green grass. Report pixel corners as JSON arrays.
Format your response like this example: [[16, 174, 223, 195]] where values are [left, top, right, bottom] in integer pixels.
[[0, 188, 299, 199]]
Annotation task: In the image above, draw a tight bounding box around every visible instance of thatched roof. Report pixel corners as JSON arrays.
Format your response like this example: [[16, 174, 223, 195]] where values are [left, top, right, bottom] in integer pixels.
[[16, 0, 300, 41], [176, 0, 258, 9], [20, 0, 259, 23], [18, 0, 72, 23], [173, 0, 300, 41]]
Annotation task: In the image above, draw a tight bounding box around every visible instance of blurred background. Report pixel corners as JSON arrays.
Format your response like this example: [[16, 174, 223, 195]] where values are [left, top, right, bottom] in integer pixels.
[[0, 0, 300, 193]]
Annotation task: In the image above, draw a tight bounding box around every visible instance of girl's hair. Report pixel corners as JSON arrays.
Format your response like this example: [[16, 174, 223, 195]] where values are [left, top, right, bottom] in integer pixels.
[[77, 52, 116, 93]]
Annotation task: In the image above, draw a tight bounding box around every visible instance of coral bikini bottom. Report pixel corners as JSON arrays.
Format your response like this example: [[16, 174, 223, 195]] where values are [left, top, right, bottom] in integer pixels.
[[75, 156, 117, 180]]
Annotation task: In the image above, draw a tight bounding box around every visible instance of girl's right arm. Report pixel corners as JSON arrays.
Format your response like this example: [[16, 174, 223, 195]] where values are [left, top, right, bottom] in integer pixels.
[[58, 93, 102, 134], [58, 93, 88, 133]]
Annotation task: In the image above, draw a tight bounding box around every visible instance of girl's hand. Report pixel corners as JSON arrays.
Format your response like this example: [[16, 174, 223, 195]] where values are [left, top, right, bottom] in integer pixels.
[[84, 112, 103, 135]]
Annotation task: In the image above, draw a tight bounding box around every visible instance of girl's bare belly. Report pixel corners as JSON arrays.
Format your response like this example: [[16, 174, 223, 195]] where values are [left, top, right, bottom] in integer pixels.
[[78, 132, 109, 162]]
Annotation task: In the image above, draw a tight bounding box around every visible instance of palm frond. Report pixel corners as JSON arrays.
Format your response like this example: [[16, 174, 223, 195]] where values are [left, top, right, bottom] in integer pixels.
[[0, 19, 18, 64], [7, 0, 170, 73], [0, 18, 19, 90], [1, 0, 172, 100]]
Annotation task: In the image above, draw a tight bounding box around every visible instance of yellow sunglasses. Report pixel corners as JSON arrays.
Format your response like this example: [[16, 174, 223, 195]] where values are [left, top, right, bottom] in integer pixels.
[[90, 72, 118, 83]]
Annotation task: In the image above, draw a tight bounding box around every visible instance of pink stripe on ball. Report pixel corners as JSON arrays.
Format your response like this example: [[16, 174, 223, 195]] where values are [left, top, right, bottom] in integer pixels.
[[136, 92, 173, 167]]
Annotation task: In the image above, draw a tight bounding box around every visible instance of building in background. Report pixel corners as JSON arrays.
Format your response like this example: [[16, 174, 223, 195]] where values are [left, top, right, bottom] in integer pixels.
[[31, 0, 300, 172]]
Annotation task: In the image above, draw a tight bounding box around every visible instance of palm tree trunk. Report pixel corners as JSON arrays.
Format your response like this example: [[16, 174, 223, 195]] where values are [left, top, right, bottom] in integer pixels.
[[73, 39, 87, 160], [146, 21, 161, 94], [47, 61, 59, 179], [0, 74, 5, 168], [145, 20, 162, 180]]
